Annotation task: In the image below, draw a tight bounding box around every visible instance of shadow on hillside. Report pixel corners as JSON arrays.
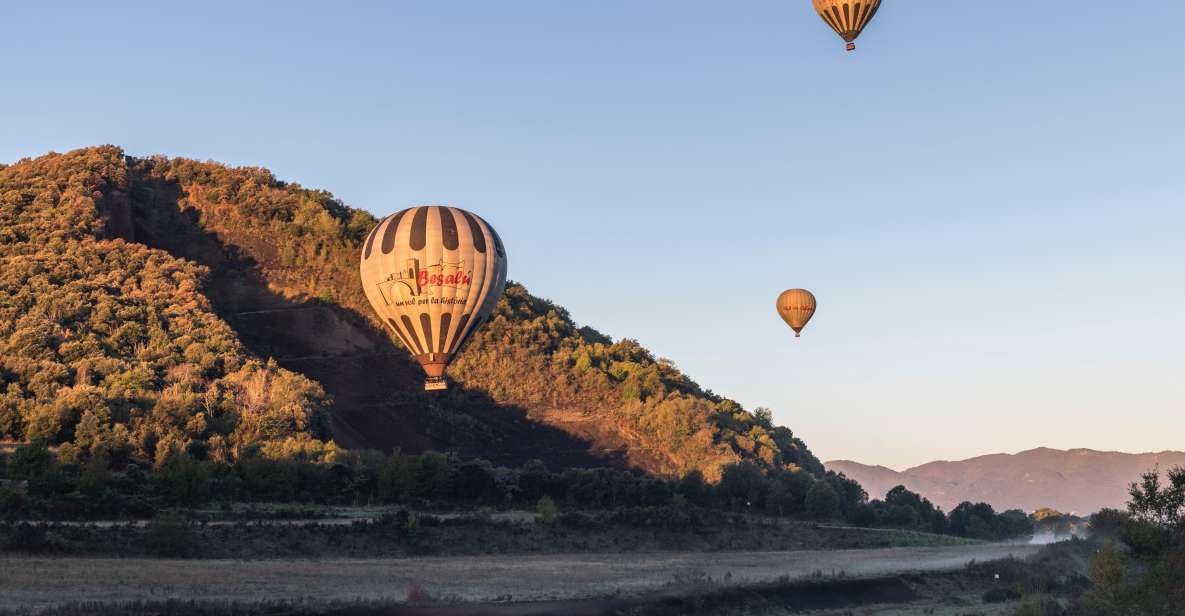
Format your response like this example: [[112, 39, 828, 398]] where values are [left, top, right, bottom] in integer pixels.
[[125, 172, 608, 470]]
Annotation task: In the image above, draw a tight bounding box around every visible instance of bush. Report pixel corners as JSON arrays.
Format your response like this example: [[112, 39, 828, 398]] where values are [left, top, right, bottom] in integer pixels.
[[1118, 517, 1171, 558], [557, 512, 602, 530], [983, 587, 1022, 603], [536, 496, 557, 524], [144, 514, 196, 557], [0, 523, 63, 553], [1089, 508, 1128, 538]]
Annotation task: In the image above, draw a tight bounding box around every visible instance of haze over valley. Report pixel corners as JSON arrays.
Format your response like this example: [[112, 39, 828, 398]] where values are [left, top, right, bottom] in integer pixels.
[[828, 448, 1185, 514]]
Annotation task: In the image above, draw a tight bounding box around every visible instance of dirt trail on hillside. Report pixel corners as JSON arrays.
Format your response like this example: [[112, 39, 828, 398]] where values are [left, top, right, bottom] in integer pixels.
[[0, 544, 1038, 610]]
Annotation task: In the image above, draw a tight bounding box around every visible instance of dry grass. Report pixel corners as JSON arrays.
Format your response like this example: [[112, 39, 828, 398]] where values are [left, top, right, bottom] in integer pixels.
[[0, 544, 1040, 612]]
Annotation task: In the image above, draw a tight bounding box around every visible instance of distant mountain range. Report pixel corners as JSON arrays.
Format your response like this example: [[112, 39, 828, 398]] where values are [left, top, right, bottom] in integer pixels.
[[827, 448, 1185, 515]]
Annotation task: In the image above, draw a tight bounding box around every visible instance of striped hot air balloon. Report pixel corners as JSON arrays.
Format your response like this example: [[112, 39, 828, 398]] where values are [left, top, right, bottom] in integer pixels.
[[777, 289, 817, 338], [812, 0, 881, 52], [359, 205, 507, 391]]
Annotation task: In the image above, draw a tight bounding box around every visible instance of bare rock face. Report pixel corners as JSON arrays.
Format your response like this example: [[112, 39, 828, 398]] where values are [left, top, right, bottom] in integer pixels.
[[828, 448, 1185, 514]]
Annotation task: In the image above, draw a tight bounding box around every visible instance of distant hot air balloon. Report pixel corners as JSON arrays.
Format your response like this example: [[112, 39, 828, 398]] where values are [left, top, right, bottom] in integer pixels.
[[812, 0, 881, 52], [360, 206, 507, 391], [777, 289, 817, 338]]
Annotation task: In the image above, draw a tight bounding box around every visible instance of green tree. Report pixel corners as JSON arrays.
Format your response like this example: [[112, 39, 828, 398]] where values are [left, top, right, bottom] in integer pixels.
[[414, 452, 452, 499], [719, 462, 767, 511], [674, 470, 711, 507], [8, 441, 54, 479], [1128, 466, 1185, 531], [804, 480, 840, 520]]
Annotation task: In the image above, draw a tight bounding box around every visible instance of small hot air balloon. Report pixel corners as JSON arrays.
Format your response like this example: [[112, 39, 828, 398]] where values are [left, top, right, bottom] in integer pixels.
[[777, 289, 817, 338], [813, 0, 881, 52], [360, 206, 507, 391]]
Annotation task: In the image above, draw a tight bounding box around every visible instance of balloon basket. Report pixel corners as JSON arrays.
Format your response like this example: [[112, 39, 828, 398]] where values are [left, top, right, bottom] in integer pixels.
[[846, 42, 856, 51], [424, 377, 448, 392]]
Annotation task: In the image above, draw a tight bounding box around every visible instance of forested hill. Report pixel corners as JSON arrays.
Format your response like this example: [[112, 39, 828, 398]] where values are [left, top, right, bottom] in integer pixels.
[[0, 146, 824, 482]]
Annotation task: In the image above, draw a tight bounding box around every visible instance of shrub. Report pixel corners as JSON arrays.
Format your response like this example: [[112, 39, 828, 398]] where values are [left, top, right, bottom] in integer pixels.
[[144, 514, 196, 557], [536, 495, 558, 524], [983, 587, 1022, 603]]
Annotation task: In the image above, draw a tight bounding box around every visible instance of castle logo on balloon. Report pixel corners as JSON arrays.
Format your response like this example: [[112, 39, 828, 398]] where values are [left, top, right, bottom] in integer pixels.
[[378, 258, 473, 304]]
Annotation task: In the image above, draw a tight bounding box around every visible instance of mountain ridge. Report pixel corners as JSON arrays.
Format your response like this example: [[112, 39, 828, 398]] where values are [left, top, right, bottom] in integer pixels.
[[827, 447, 1185, 514]]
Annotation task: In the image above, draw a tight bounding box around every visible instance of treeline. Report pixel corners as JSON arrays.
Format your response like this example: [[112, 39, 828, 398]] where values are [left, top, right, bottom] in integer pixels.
[[2, 441, 1029, 542], [852, 485, 1033, 541], [0, 440, 851, 521]]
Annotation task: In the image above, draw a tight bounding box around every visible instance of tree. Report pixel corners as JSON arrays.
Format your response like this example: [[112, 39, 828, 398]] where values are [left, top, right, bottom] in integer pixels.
[[826, 471, 867, 521], [765, 470, 812, 517], [414, 452, 452, 499], [453, 460, 498, 504], [8, 441, 54, 479], [1087, 541, 1129, 608], [1089, 508, 1129, 538], [949, 501, 1003, 540], [719, 462, 767, 511], [1128, 466, 1185, 531], [804, 480, 840, 520], [378, 454, 416, 502], [675, 470, 712, 507]]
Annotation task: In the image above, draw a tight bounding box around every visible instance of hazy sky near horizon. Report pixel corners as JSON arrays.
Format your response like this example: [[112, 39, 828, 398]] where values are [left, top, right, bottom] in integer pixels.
[[2, 2, 1182, 469]]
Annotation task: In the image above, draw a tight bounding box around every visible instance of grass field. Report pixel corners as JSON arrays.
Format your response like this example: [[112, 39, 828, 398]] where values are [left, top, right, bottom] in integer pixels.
[[0, 544, 1041, 613]]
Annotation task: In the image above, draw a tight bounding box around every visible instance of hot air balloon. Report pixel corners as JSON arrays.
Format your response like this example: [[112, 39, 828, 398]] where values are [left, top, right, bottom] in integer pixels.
[[360, 206, 507, 391], [777, 289, 816, 338], [812, 0, 881, 52]]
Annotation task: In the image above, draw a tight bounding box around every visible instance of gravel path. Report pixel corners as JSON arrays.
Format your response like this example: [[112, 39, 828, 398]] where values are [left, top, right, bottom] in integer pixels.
[[0, 543, 1039, 610]]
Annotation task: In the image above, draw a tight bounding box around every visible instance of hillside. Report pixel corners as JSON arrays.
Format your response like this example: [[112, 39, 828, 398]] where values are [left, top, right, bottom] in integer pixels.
[[828, 448, 1185, 514], [0, 146, 824, 481]]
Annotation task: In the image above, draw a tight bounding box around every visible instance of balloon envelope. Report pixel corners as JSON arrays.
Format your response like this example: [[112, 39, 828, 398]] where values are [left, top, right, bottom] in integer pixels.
[[359, 206, 508, 390], [776, 289, 817, 337], [812, 0, 881, 51]]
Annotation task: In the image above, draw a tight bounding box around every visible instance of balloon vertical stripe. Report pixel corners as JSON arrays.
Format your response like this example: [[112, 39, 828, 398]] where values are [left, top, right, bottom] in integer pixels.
[[439, 206, 460, 250], [448, 314, 470, 353], [419, 313, 434, 354], [400, 315, 425, 354], [380, 210, 407, 255], [409, 206, 428, 251], [386, 317, 416, 353], [460, 210, 487, 253], [438, 313, 452, 353], [363, 218, 382, 259]]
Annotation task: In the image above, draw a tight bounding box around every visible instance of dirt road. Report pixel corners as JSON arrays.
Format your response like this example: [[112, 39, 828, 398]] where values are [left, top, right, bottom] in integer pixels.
[[0, 543, 1038, 610]]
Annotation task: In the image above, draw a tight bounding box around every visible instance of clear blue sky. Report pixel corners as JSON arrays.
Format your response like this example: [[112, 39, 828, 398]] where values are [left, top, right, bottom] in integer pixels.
[[3, 1, 1182, 469]]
